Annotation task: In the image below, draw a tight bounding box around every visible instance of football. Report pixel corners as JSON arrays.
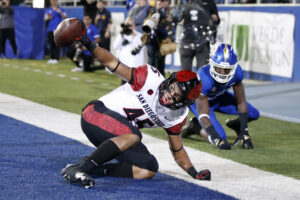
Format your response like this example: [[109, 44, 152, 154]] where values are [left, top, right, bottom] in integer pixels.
[[54, 18, 83, 47]]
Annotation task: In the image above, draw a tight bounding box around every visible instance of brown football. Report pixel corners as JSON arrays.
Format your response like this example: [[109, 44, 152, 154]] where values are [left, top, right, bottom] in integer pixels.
[[54, 18, 83, 47]]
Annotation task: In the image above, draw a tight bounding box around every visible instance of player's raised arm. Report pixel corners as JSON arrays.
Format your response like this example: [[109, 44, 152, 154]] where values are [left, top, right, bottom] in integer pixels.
[[54, 18, 132, 82], [167, 134, 211, 180], [78, 22, 132, 82]]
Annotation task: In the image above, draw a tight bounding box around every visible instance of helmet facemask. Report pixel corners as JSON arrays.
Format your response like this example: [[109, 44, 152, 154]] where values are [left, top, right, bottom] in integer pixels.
[[209, 59, 236, 84], [159, 71, 202, 110]]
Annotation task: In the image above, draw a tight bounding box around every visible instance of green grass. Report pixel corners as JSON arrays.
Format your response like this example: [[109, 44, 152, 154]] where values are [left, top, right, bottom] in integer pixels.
[[1, 58, 300, 179]]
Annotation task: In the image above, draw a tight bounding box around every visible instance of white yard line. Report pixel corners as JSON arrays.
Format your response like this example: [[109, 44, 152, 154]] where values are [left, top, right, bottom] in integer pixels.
[[0, 92, 299, 200]]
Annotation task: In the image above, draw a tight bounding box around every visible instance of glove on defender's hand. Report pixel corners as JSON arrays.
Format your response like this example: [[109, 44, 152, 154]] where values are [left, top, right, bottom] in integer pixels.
[[234, 130, 254, 149]]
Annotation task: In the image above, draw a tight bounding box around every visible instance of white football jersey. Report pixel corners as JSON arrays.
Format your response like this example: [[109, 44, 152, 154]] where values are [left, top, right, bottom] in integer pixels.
[[99, 65, 188, 135]]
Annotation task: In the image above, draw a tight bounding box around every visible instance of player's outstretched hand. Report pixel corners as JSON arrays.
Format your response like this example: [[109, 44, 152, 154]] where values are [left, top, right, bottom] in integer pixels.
[[75, 19, 97, 52], [234, 133, 254, 149], [196, 169, 211, 180]]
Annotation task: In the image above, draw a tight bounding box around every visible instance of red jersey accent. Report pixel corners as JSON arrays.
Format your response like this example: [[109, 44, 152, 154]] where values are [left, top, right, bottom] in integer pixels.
[[82, 104, 133, 136], [131, 65, 148, 91], [165, 117, 187, 135]]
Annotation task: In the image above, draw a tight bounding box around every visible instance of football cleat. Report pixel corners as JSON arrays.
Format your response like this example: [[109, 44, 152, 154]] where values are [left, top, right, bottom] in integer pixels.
[[61, 164, 95, 188], [225, 118, 240, 136], [181, 117, 201, 138]]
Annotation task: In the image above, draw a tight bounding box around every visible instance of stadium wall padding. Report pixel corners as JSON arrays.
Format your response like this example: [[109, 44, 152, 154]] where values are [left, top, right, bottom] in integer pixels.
[[6, 6, 45, 59]]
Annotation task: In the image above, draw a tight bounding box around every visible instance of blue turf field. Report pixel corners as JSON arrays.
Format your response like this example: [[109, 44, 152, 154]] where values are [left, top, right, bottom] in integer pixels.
[[0, 114, 235, 200]]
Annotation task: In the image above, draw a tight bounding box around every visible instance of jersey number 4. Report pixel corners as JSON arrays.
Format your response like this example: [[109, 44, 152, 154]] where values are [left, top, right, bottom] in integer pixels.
[[123, 108, 154, 128]]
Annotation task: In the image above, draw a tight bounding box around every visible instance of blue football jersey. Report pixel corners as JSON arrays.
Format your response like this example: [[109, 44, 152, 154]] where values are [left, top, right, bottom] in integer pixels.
[[198, 64, 244, 100]]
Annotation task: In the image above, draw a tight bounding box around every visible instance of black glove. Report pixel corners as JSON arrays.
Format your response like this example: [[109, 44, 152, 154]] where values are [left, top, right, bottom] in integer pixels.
[[196, 169, 211, 180], [76, 19, 97, 52], [216, 139, 232, 150], [188, 167, 211, 181], [206, 126, 231, 150], [234, 131, 254, 149]]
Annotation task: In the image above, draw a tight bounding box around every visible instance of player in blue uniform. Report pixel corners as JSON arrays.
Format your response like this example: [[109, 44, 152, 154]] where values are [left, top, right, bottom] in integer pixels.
[[182, 43, 260, 150]]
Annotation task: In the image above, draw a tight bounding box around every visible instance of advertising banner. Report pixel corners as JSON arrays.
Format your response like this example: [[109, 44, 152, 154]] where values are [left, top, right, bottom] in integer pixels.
[[218, 11, 295, 78]]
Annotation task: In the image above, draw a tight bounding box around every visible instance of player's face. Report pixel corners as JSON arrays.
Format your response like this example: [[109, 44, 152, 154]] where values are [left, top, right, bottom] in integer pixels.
[[160, 82, 183, 106], [214, 66, 231, 75]]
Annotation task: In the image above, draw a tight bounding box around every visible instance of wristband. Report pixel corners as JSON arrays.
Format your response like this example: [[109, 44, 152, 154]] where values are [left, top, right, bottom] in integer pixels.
[[198, 114, 210, 121], [206, 125, 219, 140], [86, 42, 97, 52], [239, 112, 248, 134], [169, 145, 183, 153], [111, 60, 121, 72], [187, 166, 197, 179]]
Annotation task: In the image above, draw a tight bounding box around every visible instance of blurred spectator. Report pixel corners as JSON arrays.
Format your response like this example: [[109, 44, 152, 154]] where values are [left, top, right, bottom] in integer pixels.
[[234, 0, 256, 3], [126, 0, 135, 10], [144, 0, 171, 77], [45, 0, 67, 64], [111, 0, 126, 5], [67, 15, 103, 72], [128, 0, 149, 33], [261, 0, 289, 2], [0, 0, 18, 58], [179, 0, 220, 71], [80, 0, 97, 23], [113, 17, 145, 84], [95, 0, 112, 51]]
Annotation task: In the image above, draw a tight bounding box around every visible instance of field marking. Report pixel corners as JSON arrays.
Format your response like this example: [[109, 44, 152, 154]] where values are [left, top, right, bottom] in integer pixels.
[[0, 92, 299, 200], [0, 63, 97, 84], [45, 71, 53, 75], [57, 74, 66, 78], [70, 77, 79, 81]]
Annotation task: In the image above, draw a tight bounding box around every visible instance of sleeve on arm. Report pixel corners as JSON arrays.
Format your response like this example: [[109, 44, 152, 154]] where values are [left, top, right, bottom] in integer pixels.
[[165, 117, 187, 135], [234, 65, 244, 84], [129, 65, 148, 91]]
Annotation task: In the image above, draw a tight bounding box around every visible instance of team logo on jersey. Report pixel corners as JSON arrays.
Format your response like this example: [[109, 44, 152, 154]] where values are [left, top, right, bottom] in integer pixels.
[[147, 89, 153, 95], [136, 94, 165, 126], [211, 87, 216, 92]]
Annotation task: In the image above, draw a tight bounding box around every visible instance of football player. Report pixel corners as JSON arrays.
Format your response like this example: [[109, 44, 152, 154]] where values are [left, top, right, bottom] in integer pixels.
[[182, 43, 260, 150], [61, 20, 210, 188]]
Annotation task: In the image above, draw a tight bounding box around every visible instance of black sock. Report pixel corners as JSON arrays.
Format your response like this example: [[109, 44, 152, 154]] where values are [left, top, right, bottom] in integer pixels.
[[80, 140, 121, 173], [105, 162, 133, 178], [90, 162, 133, 178]]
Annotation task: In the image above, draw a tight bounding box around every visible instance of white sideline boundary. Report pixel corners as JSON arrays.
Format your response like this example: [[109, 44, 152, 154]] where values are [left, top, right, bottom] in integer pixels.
[[1, 92, 299, 200]]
